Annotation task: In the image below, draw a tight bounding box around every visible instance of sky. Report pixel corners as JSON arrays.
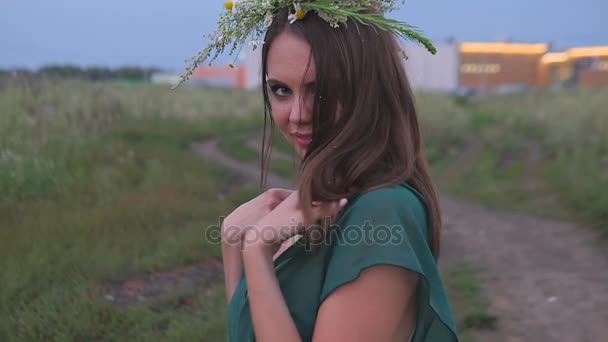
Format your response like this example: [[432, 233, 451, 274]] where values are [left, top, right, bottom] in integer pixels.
[[1, 0, 606, 71]]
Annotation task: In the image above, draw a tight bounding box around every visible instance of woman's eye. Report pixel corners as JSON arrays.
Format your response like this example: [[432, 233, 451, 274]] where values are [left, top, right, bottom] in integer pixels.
[[270, 86, 291, 98]]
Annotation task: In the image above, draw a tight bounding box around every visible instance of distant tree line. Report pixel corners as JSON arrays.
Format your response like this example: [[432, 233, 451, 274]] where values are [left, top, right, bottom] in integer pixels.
[[0, 64, 165, 82]]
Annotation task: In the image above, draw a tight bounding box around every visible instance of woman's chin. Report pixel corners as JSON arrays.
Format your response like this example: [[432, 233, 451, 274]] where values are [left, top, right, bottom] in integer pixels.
[[294, 143, 309, 158]]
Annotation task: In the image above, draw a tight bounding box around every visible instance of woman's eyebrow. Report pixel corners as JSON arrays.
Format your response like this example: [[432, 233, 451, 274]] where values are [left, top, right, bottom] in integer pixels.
[[266, 78, 287, 87], [266, 79, 315, 88]]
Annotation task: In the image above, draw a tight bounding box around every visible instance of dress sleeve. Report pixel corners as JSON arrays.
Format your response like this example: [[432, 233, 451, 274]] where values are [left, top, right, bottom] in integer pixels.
[[319, 185, 459, 341]]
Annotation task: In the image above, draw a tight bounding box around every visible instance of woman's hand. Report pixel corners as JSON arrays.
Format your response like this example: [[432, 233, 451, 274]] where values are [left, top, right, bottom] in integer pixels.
[[221, 188, 294, 302], [221, 188, 294, 245], [238, 191, 348, 342], [242, 190, 348, 254]]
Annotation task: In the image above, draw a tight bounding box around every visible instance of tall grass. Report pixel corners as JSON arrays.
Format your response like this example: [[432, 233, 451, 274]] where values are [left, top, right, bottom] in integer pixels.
[[416, 89, 608, 232], [0, 78, 265, 202], [0, 78, 265, 340]]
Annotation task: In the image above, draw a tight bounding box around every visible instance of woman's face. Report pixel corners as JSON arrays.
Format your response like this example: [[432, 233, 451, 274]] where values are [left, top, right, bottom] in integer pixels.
[[266, 31, 316, 158]]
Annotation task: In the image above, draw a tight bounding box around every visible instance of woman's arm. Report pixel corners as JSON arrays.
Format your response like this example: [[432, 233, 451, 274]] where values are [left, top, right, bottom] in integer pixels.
[[221, 233, 243, 303], [242, 234, 303, 342], [219, 188, 294, 303], [243, 239, 418, 342], [312, 266, 418, 341]]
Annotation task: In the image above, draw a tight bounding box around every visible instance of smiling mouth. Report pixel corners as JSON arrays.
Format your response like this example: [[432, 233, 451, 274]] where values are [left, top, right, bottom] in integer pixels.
[[292, 134, 312, 146]]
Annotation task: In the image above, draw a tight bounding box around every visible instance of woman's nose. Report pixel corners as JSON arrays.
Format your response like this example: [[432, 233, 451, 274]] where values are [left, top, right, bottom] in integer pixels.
[[288, 94, 312, 124]]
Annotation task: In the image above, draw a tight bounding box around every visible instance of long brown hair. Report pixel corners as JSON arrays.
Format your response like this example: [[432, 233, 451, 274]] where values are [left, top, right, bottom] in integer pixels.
[[260, 8, 442, 258]]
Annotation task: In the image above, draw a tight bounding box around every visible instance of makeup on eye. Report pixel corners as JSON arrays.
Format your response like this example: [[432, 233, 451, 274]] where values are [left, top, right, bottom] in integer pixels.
[[267, 79, 316, 99], [271, 85, 291, 97], [266, 79, 290, 98]]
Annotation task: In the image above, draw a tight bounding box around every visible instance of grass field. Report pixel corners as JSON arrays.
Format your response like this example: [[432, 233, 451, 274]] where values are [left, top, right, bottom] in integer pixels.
[[416, 90, 608, 234], [1, 77, 606, 340], [0, 78, 265, 340]]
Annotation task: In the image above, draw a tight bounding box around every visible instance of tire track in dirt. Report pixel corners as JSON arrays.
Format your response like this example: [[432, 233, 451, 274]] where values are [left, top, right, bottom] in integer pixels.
[[440, 196, 608, 341]]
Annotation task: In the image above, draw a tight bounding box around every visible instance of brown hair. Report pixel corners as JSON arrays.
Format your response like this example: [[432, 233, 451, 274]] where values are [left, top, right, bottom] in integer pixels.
[[259, 8, 442, 258]]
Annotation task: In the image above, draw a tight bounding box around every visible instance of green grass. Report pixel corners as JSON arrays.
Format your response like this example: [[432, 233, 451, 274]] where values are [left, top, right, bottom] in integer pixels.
[[5, 285, 229, 341], [216, 132, 299, 181], [271, 159, 298, 179], [0, 78, 265, 204], [0, 129, 245, 340], [0, 140, 240, 340], [444, 263, 497, 342], [218, 133, 260, 163], [0, 78, 269, 341], [417, 89, 608, 234]]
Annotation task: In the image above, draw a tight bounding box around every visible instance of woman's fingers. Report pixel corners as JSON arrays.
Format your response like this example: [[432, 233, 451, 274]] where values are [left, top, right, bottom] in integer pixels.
[[264, 188, 295, 210], [268, 188, 294, 201]]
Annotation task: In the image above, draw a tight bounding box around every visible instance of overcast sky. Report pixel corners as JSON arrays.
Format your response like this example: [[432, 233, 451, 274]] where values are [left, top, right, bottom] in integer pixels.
[[1, 0, 606, 70]]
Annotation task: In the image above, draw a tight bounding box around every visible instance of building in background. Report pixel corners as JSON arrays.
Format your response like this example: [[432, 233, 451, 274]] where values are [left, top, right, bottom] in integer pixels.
[[150, 67, 245, 88], [458, 42, 548, 92], [189, 65, 246, 88], [539, 46, 608, 88], [244, 45, 263, 90], [402, 41, 460, 93], [150, 72, 182, 85]]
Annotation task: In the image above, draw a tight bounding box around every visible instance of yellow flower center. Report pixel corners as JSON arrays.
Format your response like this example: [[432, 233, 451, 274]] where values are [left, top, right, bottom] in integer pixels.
[[224, 1, 233, 10], [295, 9, 306, 20]]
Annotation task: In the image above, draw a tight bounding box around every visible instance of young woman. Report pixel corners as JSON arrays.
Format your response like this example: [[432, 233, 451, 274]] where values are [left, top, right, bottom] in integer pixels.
[[214, 3, 459, 342]]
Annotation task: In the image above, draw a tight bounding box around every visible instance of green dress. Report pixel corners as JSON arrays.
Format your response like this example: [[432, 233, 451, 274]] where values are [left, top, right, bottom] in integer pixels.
[[227, 183, 459, 341]]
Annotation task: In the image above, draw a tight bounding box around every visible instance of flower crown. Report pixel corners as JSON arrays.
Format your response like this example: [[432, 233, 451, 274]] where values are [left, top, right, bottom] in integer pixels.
[[173, 0, 436, 88]]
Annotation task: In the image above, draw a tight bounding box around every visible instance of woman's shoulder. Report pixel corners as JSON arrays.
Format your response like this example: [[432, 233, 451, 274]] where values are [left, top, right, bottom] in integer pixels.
[[350, 182, 425, 204], [343, 182, 428, 222], [322, 183, 459, 340]]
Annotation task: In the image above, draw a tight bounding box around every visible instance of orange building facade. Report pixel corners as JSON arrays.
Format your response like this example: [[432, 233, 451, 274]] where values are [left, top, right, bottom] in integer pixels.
[[539, 46, 608, 88], [190, 65, 247, 89], [459, 42, 548, 90], [459, 42, 608, 90]]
